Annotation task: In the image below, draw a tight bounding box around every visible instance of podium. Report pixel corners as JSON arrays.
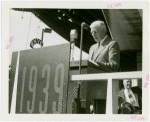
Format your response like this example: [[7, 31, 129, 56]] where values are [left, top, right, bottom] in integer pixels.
[[67, 60, 109, 114]]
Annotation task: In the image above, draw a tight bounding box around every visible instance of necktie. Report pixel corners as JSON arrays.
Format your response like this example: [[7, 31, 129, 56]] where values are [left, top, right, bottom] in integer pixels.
[[128, 93, 132, 98], [91, 43, 100, 60]]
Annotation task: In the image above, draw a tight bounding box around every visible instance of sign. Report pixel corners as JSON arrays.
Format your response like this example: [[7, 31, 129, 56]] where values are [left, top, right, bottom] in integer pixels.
[[15, 43, 70, 113], [30, 38, 43, 49]]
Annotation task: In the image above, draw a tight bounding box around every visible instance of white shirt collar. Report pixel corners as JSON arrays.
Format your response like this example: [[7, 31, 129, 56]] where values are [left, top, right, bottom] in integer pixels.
[[124, 88, 130, 93]]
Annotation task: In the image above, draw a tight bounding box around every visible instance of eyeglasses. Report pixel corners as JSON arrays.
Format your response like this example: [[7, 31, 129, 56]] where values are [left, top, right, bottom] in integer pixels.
[[90, 31, 99, 35]]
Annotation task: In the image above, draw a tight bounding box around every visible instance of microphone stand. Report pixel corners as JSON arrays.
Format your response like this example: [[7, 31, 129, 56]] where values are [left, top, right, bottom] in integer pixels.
[[77, 23, 84, 114], [79, 24, 84, 75]]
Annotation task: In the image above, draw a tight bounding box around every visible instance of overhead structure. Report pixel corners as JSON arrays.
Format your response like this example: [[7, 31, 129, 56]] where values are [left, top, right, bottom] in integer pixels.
[[12, 9, 142, 71]]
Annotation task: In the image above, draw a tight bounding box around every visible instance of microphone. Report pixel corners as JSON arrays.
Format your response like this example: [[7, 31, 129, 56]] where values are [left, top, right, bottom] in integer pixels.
[[70, 29, 78, 61], [70, 29, 78, 43], [81, 22, 90, 29]]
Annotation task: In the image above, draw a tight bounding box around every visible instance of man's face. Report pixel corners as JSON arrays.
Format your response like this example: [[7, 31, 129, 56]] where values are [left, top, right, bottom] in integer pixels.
[[90, 26, 102, 43], [123, 80, 132, 89]]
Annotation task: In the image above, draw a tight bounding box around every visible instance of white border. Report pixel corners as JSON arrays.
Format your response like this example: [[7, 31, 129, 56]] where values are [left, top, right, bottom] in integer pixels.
[[1, 1, 149, 121]]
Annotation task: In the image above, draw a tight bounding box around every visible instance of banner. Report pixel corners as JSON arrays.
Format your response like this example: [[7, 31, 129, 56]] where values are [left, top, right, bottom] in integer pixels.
[[15, 43, 70, 113]]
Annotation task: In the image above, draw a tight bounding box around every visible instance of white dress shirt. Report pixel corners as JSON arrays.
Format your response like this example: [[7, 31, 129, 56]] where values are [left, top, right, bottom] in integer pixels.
[[124, 89, 139, 107]]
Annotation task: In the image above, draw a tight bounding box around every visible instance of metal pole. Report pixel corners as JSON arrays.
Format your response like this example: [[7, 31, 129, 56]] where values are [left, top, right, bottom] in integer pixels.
[[26, 13, 32, 49], [41, 29, 44, 42], [77, 24, 84, 113], [79, 24, 84, 74]]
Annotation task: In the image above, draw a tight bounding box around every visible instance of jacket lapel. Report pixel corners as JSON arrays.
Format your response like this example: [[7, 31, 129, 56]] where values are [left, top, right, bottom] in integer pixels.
[[121, 89, 125, 100], [93, 44, 106, 61], [93, 36, 110, 61]]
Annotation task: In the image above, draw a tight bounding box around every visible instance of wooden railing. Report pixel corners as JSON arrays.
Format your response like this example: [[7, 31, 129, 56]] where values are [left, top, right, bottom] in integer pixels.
[[70, 71, 142, 114]]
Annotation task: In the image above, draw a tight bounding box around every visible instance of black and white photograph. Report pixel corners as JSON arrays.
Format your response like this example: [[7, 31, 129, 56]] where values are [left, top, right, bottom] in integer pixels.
[[1, 1, 149, 121]]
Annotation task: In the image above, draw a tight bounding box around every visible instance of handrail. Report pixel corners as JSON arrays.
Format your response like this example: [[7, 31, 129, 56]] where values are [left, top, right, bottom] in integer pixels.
[[69, 71, 142, 114], [70, 71, 142, 81]]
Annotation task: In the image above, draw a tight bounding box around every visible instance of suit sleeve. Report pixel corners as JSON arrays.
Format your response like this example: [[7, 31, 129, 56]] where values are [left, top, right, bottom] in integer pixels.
[[97, 41, 120, 72], [137, 87, 142, 110], [118, 90, 125, 114], [131, 86, 142, 110]]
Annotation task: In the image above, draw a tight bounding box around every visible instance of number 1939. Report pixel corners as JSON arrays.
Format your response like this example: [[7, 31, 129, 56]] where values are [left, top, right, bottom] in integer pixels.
[[19, 63, 65, 114]]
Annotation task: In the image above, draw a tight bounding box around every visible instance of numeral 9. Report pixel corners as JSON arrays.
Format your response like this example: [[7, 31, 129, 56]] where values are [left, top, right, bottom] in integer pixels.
[[27, 66, 38, 113], [53, 63, 65, 113]]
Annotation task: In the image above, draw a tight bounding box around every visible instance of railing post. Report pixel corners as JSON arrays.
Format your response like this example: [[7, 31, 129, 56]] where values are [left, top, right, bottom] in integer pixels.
[[11, 51, 20, 114], [112, 79, 119, 114], [106, 78, 112, 114]]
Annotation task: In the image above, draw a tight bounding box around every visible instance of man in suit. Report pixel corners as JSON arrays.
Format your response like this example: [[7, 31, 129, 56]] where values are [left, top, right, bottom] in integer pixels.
[[88, 20, 120, 72], [87, 21, 120, 114], [118, 79, 142, 114]]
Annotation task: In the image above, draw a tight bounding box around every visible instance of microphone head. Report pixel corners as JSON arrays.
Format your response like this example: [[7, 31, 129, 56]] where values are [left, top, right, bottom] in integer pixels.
[[70, 29, 78, 39], [81, 22, 90, 29]]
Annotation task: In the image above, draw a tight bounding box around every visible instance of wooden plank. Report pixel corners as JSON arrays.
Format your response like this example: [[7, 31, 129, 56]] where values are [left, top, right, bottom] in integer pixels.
[[71, 71, 142, 81], [112, 79, 119, 114], [11, 51, 20, 114], [9, 51, 18, 113], [106, 78, 112, 114]]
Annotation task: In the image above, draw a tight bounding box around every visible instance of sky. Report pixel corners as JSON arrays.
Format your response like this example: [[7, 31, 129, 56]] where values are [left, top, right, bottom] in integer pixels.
[[9, 9, 88, 65]]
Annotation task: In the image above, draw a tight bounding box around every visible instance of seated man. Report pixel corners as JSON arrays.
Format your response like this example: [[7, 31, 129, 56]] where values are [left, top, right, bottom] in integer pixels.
[[118, 79, 142, 114]]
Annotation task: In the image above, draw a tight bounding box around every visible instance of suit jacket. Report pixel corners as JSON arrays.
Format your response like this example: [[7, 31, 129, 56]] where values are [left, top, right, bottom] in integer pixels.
[[118, 86, 142, 110], [89, 35, 120, 72]]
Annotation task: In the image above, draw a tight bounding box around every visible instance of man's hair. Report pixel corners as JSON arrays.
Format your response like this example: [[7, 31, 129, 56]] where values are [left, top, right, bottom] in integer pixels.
[[123, 79, 132, 84], [90, 20, 107, 33]]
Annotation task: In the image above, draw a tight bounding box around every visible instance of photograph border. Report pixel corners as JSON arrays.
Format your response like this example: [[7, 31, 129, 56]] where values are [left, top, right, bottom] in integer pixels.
[[1, 1, 149, 121]]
